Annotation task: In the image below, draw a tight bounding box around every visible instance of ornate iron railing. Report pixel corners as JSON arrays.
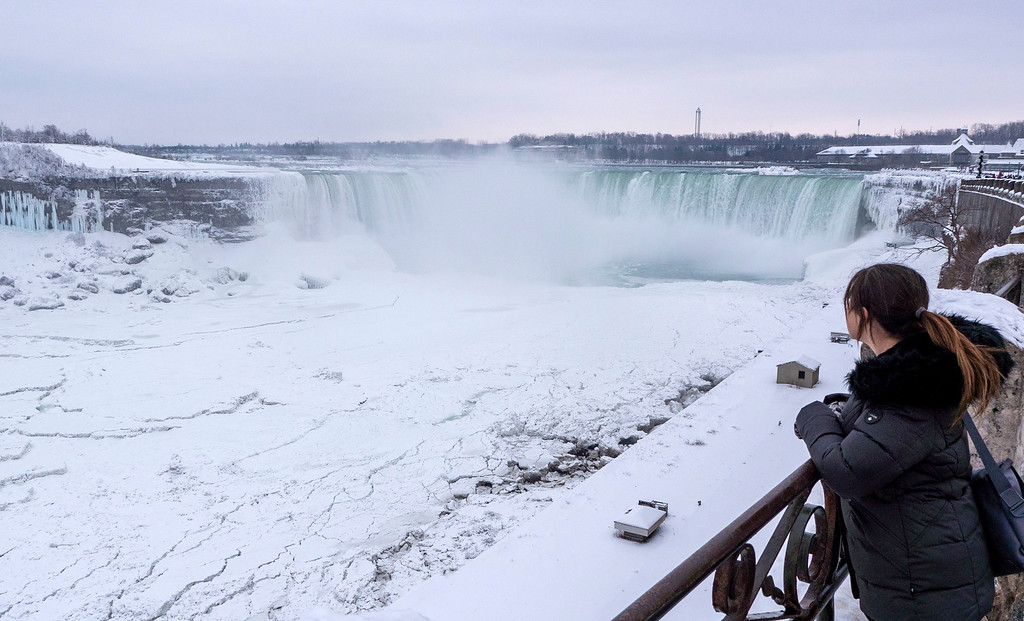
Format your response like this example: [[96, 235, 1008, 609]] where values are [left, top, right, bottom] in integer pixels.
[[612, 460, 848, 621]]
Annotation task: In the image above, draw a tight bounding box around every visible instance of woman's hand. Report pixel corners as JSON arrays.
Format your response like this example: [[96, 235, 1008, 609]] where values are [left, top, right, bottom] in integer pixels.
[[823, 392, 850, 415], [795, 401, 836, 441], [794, 400, 830, 439]]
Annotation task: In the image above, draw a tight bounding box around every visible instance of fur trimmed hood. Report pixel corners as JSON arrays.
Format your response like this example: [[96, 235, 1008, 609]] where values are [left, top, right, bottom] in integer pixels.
[[846, 314, 1014, 411]]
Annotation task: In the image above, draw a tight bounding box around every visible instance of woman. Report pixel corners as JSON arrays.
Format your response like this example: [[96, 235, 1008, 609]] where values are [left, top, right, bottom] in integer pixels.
[[795, 263, 1013, 621]]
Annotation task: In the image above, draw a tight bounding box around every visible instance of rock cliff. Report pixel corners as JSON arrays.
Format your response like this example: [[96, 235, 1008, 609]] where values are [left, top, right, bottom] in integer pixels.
[[0, 175, 261, 241], [974, 341, 1024, 621]]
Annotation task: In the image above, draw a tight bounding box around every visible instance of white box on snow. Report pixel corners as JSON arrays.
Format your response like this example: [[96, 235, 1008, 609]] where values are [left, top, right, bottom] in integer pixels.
[[614, 504, 667, 541]]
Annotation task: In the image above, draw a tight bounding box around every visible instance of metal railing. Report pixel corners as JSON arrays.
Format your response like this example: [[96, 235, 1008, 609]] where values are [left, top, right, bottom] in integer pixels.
[[613, 460, 848, 621], [994, 276, 1022, 307]]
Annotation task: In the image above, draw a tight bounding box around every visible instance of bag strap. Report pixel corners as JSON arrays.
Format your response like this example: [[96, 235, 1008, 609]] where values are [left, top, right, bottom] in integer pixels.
[[964, 413, 1024, 514]]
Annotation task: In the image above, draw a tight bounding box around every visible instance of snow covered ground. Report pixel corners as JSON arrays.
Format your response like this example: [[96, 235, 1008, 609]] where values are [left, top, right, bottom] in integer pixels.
[[382, 253, 1024, 621], [0, 223, 837, 619], [40, 144, 259, 175], [1, 167, 1014, 620]]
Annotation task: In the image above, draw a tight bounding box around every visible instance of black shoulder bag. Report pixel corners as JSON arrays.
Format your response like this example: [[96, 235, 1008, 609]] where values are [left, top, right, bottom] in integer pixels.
[[964, 413, 1024, 576]]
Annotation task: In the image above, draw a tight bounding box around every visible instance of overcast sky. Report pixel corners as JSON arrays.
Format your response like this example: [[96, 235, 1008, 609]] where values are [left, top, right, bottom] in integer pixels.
[[2, 1, 1021, 145]]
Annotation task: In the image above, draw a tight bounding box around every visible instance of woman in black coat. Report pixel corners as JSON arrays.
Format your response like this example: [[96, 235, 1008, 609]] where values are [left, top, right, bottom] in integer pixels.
[[795, 263, 1013, 621]]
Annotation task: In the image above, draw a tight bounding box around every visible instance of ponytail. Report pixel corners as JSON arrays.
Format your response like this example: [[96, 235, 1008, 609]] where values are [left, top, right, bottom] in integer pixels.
[[919, 310, 1005, 418]]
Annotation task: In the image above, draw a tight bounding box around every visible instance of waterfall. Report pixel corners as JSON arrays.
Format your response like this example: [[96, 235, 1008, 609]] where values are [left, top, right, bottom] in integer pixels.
[[1, 166, 877, 246], [571, 169, 865, 243], [249, 164, 882, 282], [252, 170, 419, 240], [2, 162, 934, 283], [255, 166, 870, 245], [1, 189, 102, 233]]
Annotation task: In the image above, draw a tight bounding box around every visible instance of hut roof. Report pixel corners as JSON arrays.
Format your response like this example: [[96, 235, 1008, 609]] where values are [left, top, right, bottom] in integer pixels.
[[779, 356, 820, 371]]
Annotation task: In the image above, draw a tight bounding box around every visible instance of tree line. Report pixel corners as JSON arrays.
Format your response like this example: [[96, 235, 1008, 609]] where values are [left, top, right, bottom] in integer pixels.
[[508, 120, 1024, 163], [130, 139, 500, 161], [3, 119, 1021, 165], [0, 122, 101, 146]]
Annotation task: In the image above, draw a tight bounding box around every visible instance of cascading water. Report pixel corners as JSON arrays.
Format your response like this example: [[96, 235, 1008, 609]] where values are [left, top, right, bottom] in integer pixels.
[[254, 163, 876, 284], [0, 160, 914, 284], [572, 169, 864, 243], [255, 170, 420, 240]]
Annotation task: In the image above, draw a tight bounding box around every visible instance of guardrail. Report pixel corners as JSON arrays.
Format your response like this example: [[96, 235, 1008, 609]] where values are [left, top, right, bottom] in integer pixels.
[[994, 276, 1023, 308], [612, 460, 848, 621], [961, 178, 1024, 209]]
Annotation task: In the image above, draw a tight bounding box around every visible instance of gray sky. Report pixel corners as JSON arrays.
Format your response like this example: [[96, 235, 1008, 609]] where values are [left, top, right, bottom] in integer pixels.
[[2, 1, 1021, 145]]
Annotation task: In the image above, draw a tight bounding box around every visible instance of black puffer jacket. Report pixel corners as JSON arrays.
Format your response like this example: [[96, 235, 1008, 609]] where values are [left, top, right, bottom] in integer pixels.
[[796, 315, 1014, 621]]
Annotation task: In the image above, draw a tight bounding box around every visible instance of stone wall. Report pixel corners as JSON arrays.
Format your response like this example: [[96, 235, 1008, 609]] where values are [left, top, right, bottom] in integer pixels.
[[974, 341, 1024, 621], [968, 183, 1024, 619], [960, 190, 1024, 241], [973, 253, 1024, 307]]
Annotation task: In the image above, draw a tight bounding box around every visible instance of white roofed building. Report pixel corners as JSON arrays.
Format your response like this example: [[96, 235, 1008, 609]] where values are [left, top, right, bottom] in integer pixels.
[[817, 129, 1024, 170]]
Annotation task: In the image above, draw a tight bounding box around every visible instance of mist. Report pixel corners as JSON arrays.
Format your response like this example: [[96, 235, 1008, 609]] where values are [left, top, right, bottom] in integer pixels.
[[257, 160, 868, 285]]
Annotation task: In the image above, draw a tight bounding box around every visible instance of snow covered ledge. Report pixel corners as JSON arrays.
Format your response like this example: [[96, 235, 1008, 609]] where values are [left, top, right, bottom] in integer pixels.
[[321, 291, 1016, 621]]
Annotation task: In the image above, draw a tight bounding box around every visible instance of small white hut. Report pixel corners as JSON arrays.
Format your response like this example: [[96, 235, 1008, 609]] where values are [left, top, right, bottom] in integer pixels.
[[777, 356, 820, 388]]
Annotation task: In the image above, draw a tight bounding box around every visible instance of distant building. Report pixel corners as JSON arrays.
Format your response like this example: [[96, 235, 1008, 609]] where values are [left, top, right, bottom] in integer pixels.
[[817, 129, 1024, 169], [777, 356, 820, 389]]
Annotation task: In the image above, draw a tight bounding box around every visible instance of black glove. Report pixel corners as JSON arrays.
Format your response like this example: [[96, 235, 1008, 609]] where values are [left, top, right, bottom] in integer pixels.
[[823, 392, 850, 415], [795, 400, 842, 444], [823, 392, 850, 405]]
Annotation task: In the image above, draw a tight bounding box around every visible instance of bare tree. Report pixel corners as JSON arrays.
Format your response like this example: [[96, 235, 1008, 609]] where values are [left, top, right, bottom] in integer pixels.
[[899, 182, 966, 263], [940, 228, 1005, 288], [898, 181, 1003, 288]]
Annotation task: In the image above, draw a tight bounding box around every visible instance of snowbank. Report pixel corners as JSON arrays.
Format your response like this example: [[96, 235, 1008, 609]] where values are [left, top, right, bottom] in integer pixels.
[[1, 142, 270, 179], [41, 143, 259, 174], [0, 142, 93, 179], [753, 165, 800, 175], [932, 288, 1024, 347], [979, 243, 1024, 264]]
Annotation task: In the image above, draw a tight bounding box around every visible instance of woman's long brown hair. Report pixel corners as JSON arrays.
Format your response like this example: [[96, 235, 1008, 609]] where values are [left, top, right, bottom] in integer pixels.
[[845, 263, 1005, 418]]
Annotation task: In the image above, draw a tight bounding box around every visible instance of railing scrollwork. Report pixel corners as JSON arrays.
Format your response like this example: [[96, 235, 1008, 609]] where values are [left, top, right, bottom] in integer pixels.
[[613, 460, 848, 621]]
